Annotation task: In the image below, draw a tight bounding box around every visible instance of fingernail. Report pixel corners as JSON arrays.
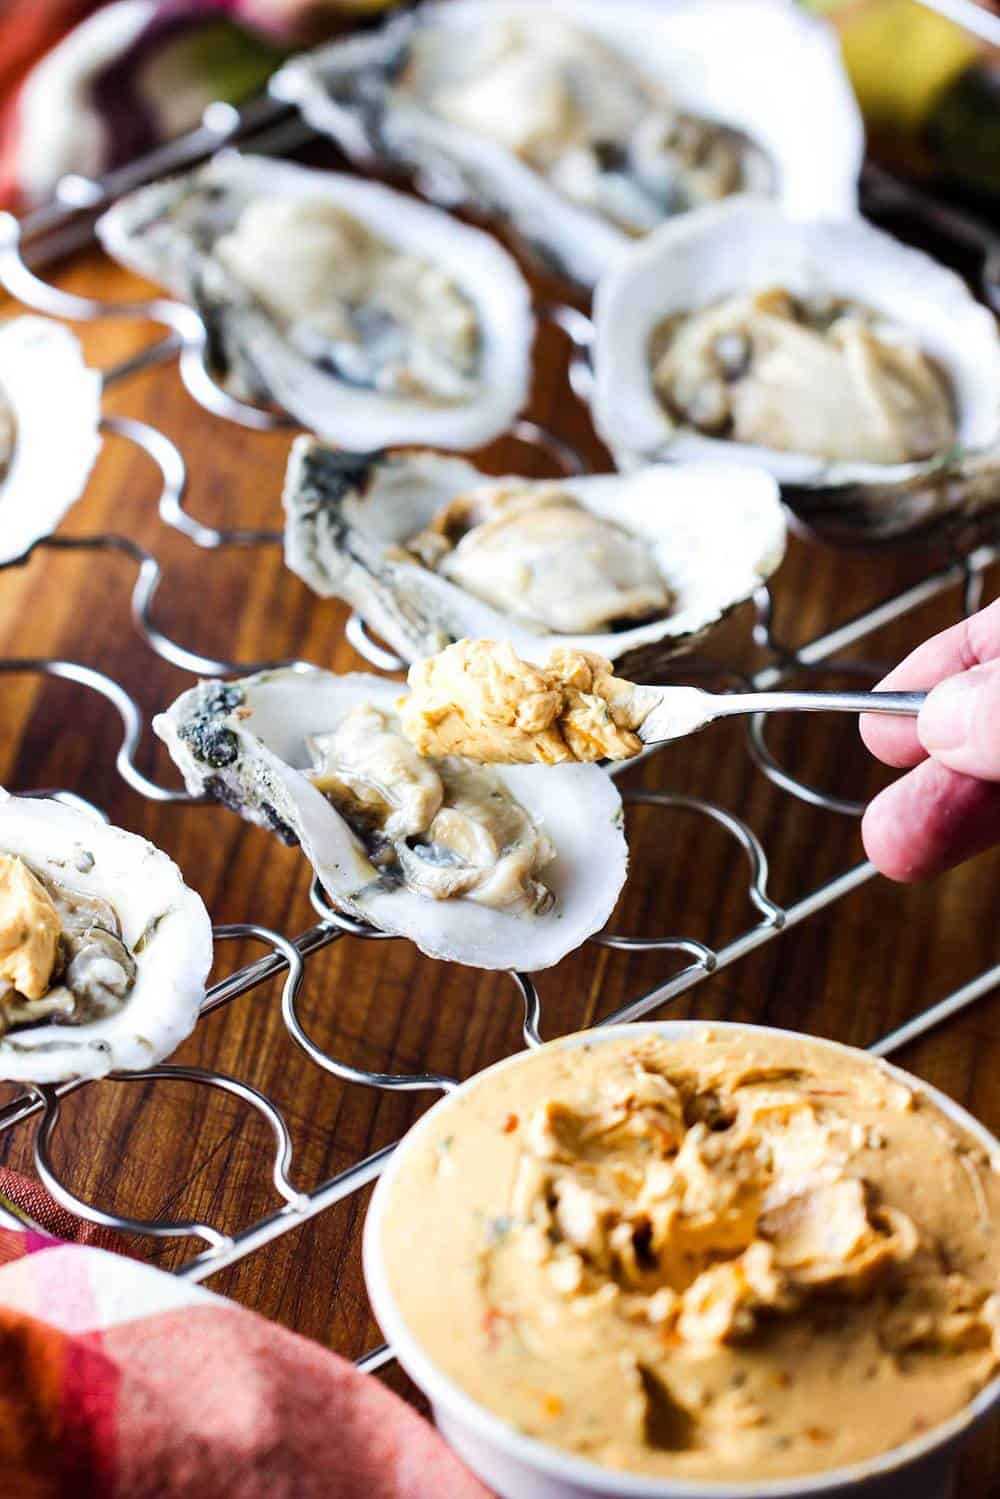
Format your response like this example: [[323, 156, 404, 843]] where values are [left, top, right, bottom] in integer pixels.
[[918, 672, 980, 751]]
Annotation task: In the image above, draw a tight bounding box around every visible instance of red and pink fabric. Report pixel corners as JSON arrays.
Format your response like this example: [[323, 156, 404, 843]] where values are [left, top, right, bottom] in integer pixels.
[[0, 1167, 490, 1498], [0, 0, 392, 210]]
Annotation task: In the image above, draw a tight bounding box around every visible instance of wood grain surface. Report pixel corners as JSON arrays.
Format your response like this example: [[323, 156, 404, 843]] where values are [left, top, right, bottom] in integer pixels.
[[0, 194, 997, 1494]]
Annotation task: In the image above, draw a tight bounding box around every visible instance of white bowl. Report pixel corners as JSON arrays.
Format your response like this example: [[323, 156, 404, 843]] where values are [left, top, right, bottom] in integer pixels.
[[364, 1021, 1000, 1499]]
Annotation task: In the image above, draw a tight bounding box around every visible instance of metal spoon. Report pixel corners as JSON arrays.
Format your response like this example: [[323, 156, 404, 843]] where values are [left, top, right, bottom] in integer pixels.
[[636, 687, 926, 746]]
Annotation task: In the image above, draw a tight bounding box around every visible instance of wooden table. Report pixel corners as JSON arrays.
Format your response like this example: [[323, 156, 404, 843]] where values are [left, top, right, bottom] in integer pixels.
[[0, 230, 997, 1495]]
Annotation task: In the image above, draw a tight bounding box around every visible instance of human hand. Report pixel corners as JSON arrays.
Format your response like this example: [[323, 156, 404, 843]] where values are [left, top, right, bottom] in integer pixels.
[[860, 597, 1000, 881]]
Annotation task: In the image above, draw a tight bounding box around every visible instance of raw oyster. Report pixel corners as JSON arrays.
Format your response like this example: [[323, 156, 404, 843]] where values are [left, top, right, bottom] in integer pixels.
[[649, 290, 955, 466], [0, 318, 101, 564], [155, 670, 628, 971], [272, 0, 862, 288], [282, 440, 785, 681], [0, 790, 212, 1082], [404, 480, 674, 635], [593, 202, 1000, 543], [96, 152, 533, 449]]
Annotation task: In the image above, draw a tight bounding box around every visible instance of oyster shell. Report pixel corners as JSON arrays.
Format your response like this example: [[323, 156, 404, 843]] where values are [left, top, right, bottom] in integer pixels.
[[154, 670, 628, 971], [282, 440, 785, 681], [593, 202, 1000, 543], [272, 0, 862, 288], [0, 790, 212, 1082], [96, 152, 534, 449], [0, 318, 101, 564]]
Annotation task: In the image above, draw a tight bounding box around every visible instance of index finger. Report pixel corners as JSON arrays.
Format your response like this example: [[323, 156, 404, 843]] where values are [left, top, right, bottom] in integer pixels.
[[860, 595, 1000, 768]]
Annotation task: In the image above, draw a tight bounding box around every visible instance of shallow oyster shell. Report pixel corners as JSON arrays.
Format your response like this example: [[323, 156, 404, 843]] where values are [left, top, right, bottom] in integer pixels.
[[0, 791, 212, 1083], [96, 152, 534, 449], [272, 0, 862, 289], [592, 201, 1000, 544], [282, 441, 785, 681], [0, 318, 101, 565], [154, 669, 628, 972]]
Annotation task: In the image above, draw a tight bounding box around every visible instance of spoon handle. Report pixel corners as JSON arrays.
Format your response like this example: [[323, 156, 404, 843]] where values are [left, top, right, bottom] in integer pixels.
[[716, 689, 926, 718]]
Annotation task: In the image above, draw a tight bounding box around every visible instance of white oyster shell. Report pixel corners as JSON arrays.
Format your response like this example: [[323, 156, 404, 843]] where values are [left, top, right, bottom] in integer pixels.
[[282, 441, 785, 681], [592, 201, 1000, 541], [272, 0, 862, 289], [96, 152, 534, 450], [0, 791, 212, 1083], [0, 318, 101, 564], [154, 670, 628, 972]]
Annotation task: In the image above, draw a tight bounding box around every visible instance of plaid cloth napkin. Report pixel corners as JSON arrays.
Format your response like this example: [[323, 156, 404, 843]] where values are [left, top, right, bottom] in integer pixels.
[[0, 1167, 490, 1499]]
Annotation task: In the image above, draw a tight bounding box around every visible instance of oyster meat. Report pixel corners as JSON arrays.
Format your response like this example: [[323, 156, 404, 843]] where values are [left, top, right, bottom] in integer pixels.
[[0, 790, 212, 1082], [308, 704, 555, 915], [283, 440, 785, 681], [273, 0, 862, 287], [405, 480, 674, 636], [0, 318, 101, 564], [155, 670, 628, 971], [650, 289, 956, 466], [394, 11, 769, 236], [97, 153, 533, 449], [593, 202, 1000, 542]]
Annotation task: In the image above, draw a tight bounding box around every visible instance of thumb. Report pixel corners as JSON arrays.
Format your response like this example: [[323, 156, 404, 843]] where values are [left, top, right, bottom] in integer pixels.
[[918, 658, 1000, 781]]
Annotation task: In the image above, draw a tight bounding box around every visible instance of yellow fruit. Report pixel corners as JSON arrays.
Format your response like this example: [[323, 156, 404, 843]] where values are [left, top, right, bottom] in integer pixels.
[[833, 0, 978, 130]]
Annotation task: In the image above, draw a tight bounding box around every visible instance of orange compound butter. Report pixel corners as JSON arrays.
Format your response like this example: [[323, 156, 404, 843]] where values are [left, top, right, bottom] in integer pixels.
[[377, 1028, 1000, 1483]]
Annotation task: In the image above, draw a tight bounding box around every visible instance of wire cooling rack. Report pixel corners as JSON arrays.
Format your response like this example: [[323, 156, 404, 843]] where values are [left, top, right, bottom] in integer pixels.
[[0, 58, 997, 1384]]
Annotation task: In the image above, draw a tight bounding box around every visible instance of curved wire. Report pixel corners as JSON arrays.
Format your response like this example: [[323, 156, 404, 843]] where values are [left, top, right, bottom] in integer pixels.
[[110, 1063, 305, 1209], [744, 659, 887, 819], [344, 614, 406, 674], [0, 655, 191, 803], [515, 972, 543, 1048], [104, 414, 282, 550], [253, 905, 455, 1092], [21, 786, 110, 822], [509, 418, 588, 477], [594, 791, 784, 949], [542, 302, 595, 407], [31, 1083, 231, 1250], [307, 878, 398, 937]]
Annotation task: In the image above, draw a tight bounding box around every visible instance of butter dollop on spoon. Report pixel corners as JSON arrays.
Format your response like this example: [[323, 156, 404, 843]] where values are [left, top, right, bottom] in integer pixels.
[[399, 639, 924, 766]]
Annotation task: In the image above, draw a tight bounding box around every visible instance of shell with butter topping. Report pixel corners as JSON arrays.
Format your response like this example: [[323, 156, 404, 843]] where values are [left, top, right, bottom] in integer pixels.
[[0, 791, 212, 1082], [154, 669, 627, 972]]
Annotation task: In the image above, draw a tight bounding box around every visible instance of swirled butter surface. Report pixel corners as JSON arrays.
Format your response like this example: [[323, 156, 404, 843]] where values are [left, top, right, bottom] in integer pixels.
[[380, 1029, 999, 1481]]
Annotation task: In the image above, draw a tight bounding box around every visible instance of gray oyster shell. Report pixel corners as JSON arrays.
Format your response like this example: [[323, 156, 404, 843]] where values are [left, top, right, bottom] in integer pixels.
[[593, 201, 1000, 546], [0, 791, 212, 1083], [155, 669, 628, 972], [96, 152, 534, 450], [0, 318, 101, 564], [271, 0, 861, 289], [282, 439, 786, 682]]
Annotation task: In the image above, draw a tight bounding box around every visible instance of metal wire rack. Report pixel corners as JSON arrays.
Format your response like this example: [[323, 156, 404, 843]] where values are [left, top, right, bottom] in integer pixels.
[[0, 45, 997, 1386]]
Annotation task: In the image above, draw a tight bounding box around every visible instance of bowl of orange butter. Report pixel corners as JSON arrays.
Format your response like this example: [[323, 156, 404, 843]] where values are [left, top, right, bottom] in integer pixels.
[[364, 1022, 1000, 1499]]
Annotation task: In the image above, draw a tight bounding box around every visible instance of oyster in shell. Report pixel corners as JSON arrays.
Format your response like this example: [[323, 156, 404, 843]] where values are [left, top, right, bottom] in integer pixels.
[[96, 152, 533, 449], [0, 790, 212, 1082], [272, 0, 861, 288], [593, 202, 1000, 543], [155, 670, 627, 971], [282, 440, 785, 681], [0, 318, 101, 565]]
